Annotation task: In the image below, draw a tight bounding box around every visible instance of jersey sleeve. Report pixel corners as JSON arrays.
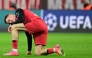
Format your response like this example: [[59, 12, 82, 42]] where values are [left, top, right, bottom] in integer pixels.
[[11, 8, 24, 25]]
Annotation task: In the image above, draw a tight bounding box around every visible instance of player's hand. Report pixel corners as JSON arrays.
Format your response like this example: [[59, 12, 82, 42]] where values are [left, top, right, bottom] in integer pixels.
[[8, 25, 12, 33]]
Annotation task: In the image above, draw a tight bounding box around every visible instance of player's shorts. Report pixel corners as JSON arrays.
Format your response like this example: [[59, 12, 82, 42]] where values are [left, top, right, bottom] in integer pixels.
[[24, 19, 48, 46]]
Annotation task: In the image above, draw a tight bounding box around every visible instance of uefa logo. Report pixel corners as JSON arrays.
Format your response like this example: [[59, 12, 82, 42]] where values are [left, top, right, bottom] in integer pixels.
[[44, 13, 57, 31]]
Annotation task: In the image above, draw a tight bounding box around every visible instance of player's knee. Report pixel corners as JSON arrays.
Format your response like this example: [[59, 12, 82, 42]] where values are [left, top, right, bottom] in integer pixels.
[[11, 26, 19, 31], [35, 53, 41, 55], [35, 51, 41, 55], [11, 25, 16, 30], [35, 45, 43, 55]]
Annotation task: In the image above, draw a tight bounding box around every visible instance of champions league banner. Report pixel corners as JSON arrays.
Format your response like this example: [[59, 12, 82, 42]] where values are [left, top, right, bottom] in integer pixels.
[[42, 10, 92, 32]]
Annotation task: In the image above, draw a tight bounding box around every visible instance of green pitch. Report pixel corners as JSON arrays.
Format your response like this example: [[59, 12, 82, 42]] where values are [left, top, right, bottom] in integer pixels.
[[0, 32, 92, 58]]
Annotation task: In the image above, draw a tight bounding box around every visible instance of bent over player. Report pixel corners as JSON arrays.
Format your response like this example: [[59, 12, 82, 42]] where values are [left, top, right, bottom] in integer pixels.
[[4, 8, 64, 56]]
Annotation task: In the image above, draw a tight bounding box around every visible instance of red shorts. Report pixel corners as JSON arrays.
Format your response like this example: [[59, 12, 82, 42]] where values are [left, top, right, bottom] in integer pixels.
[[24, 19, 48, 46]]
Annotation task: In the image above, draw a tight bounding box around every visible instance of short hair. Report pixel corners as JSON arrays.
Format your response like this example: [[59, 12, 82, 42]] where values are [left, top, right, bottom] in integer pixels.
[[4, 14, 10, 24]]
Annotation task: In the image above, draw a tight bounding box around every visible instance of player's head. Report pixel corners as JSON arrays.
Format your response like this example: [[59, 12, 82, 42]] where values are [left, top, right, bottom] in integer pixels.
[[4, 14, 16, 24]]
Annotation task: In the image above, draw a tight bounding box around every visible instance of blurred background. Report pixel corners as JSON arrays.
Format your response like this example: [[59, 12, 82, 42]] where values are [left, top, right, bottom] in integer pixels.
[[0, 0, 92, 33], [0, 0, 92, 58]]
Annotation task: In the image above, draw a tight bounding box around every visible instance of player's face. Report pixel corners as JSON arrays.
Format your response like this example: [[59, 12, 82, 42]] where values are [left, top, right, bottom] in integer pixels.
[[6, 14, 16, 24]]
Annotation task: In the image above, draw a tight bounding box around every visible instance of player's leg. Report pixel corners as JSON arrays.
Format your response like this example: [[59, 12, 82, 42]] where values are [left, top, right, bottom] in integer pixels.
[[40, 44, 63, 55], [35, 45, 42, 55], [11, 23, 33, 54], [35, 44, 63, 56], [23, 20, 64, 56], [34, 45, 58, 55], [25, 31, 32, 55], [11, 24, 32, 55], [11, 23, 27, 31], [33, 30, 63, 56], [4, 23, 27, 56], [4, 26, 19, 56]]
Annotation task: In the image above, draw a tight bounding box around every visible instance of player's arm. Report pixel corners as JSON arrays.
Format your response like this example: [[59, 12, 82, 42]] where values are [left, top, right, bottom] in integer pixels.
[[25, 31, 32, 55], [11, 9, 24, 25], [8, 25, 12, 33]]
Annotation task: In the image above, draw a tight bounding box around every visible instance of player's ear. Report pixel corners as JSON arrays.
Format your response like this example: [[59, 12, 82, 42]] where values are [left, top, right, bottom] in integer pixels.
[[4, 14, 9, 24]]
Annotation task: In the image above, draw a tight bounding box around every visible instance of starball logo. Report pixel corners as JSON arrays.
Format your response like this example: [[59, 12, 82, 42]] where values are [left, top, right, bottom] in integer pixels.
[[44, 13, 57, 31]]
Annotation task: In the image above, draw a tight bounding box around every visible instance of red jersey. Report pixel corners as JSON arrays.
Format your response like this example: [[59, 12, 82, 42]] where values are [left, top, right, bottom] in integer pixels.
[[23, 9, 41, 23], [11, 8, 42, 25]]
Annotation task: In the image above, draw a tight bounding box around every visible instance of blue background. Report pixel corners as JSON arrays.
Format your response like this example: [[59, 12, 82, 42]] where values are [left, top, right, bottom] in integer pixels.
[[43, 10, 92, 32]]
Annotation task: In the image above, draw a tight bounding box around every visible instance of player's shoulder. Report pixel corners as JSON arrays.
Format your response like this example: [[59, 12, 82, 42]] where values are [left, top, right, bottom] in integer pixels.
[[15, 8, 24, 17]]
